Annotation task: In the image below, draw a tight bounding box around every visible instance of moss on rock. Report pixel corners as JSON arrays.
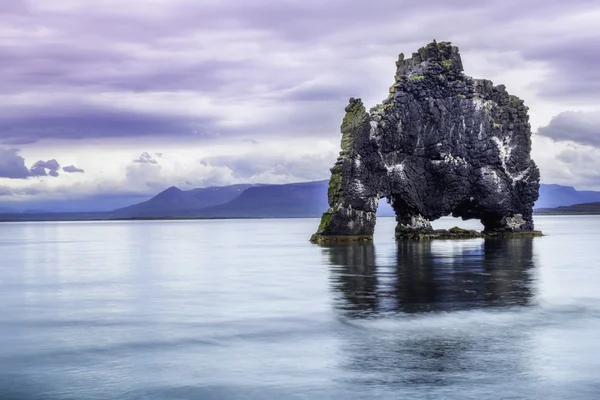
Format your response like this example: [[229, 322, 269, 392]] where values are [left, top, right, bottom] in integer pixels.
[[441, 59, 453, 69], [315, 211, 333, 234], [327, 167, 343, 205], [408, 74, 425, 82], [340, 98, 368, 151], [310, 234, 373, 244], [395, 228, 543, 240]]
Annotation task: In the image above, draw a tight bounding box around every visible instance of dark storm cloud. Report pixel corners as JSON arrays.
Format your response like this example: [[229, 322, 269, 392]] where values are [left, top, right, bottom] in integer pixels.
[[538, 111, 600, 147], [0, 149, 30, 179], [0, 44, 247, 93], [42, 159, 59, 170], [1, 137, 40, 145], [29, 159, 61, 177], [522, 37, 600, 100], [153, 0, 594, 41], [29, 165, 46, 177], [0, 0, 598, 144], [0, 149, 63, 179], [0, 104, 221, 143], [63, 165, 85, 173]]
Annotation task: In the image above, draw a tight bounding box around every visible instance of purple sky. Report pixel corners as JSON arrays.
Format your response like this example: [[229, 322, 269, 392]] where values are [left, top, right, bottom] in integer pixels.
[[1, 0, 600, 204]]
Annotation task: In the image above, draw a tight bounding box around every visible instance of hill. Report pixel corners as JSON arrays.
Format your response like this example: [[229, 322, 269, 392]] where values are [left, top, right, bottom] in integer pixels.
[[186, 180, 332, 218], [112, 182, 600, 219], [112, 184, 256, 217], [536, 184, 600, 208], [1, 182, 600, 222], [113, 180, 394, 218], [536, 201, 600, 215]]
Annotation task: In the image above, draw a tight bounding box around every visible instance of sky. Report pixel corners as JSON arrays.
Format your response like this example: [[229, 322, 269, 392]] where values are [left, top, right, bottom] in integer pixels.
[[1, 0, 600, 208]]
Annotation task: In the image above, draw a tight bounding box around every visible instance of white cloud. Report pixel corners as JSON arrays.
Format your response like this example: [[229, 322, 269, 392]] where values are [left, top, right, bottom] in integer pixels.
[[532, 135, 600, 190]]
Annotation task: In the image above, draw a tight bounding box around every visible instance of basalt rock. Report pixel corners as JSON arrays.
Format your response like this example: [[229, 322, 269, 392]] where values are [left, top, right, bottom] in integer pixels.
[[310, 41, 541, 243]]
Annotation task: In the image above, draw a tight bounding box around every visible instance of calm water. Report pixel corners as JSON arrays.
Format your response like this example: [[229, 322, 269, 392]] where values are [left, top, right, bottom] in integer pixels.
[[0, 216, 599, 399]]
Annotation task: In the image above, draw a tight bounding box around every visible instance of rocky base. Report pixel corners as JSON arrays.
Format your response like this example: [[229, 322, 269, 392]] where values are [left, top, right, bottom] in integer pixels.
[[310, 227, 543, 243], [309, 234, 373, 244], [395, 227, 544, 240]]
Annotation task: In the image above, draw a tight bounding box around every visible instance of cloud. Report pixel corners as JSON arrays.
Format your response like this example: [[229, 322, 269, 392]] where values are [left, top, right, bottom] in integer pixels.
[[29, 159, 61, 177], [521, 35, 600, 101], [1, 137, 40, 145], [0, 102, 222, 144], [0, 148, 30, 179], [0, 0, 599, 196], [133, 152, 158, 164], [125, 151, 236, 191], [200, 144, 338, 183], [4, 145, 334, 201], [62, 165, 85, 173], [0, 0, 597, 147], [532, 133, 600, 190], [537, 110, 600, 147], [0, 141, 335, 204], [0, 148, 65, 179], [29, 165, 46, 177]]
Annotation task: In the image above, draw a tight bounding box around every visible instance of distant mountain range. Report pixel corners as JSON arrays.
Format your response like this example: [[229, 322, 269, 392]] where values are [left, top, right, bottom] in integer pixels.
[[536, 201, 600, 215], [0, 181, 599, 221], [536, 184, 600, 208], [0, 194, 149, 214], [112, 180, 395, 218], [112, 184, 257, 217]]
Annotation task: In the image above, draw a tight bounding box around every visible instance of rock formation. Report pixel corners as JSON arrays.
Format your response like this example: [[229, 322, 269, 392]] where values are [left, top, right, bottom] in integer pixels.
[[311, 41, 541, 243]]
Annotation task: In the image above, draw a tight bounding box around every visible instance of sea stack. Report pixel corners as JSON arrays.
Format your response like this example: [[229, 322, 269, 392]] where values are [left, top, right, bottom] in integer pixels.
[[311, 40, 541, 243]]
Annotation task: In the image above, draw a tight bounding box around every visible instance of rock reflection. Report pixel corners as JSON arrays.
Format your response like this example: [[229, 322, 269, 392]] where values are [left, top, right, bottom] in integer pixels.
[[324, 238, 536, 318], [323, 238, 538, 390], [324, 243, 379, 316]]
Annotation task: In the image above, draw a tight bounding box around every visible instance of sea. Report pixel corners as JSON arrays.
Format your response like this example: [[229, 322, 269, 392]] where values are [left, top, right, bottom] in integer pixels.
[[0, 216, 599, 399]]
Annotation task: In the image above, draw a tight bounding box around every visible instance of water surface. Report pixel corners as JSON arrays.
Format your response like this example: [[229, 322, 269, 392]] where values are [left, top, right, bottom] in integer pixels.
[[0, 216, 599, 399]]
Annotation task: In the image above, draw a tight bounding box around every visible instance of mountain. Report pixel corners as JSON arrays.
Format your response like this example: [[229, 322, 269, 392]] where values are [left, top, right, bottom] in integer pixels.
[[113, 182, 600, 219], [536, 201, 600, 215], [0, 211, 109, 222], [189, 180, 331, 218], [113, 180, 395, 219], [2, 182, 600, 221], [0, 194, 150, 213], [112, 184, 256, 217], [536, 184, 600, 208]]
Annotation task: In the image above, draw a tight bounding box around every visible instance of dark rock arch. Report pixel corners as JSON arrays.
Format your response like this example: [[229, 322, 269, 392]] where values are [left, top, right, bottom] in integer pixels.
[[311, 41, 540, 243]]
